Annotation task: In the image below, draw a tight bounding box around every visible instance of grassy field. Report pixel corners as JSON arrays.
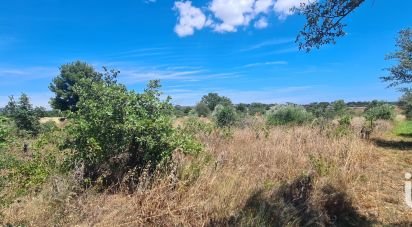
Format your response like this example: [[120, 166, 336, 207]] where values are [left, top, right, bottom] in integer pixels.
[[2, 117, 412, 226], [393, 120, 412, 137]]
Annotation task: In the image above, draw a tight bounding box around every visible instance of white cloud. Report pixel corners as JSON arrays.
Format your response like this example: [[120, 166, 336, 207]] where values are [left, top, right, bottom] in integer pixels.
[[254, 0, 274, 14], [254, 17, 268, 29], [209, 0, 255, 32], [174, 1, 207, 37], [173, 0, 314, 36], [273, 0, 311, 20]]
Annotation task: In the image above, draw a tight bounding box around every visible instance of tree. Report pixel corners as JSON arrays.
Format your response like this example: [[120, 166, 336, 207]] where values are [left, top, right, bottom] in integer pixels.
[[195, 102, 211, 117], [200, 93, 232, 111], [266, 104, 313, 126], [66, 76, 200, 188], [330, 100, 347, 117], [34, 106, 47, 118], [212, 104, 237, 128], [381, 28, 412, 90], [296, 0, 365, 52], [364, 102, 395, 121], [4, 94, 40, 135], [49, 61, 102, 112]]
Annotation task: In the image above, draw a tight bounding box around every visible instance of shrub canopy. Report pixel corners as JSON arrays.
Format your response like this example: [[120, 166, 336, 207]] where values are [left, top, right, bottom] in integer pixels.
[[212, 104, 237, 128], [266, 104, 313, 126], [364, 102, 395, 121], [66, 78, 201, 186]]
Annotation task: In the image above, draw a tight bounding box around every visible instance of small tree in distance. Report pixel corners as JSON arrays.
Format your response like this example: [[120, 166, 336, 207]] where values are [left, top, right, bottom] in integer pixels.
[[212, 104, 237, 128], [200, 93, 232, 111], [195, 102, 211, 117], [4, 94, 40, 136]]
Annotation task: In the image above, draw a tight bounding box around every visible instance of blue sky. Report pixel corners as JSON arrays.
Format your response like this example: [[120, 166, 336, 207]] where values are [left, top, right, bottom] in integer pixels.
[[0, 0, 411, 107]]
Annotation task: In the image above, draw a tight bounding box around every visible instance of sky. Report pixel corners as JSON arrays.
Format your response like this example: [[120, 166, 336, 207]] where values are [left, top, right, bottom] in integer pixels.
[[0, 0, 411, 108]]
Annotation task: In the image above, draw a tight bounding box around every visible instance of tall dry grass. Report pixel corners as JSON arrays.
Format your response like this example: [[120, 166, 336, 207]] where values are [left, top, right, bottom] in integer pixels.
[[3, 120, 410, 226]]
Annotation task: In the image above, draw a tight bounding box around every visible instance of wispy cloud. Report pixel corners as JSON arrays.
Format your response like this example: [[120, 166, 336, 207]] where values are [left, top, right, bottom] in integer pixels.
[[0, 66, 57, 82], [239, 38, 295, 52], [242, 61, 288, 68], [115, 64, 241, 84]]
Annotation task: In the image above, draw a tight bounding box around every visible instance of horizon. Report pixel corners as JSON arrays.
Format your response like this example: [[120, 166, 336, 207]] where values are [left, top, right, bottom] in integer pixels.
[[0, 0, 411, 108]]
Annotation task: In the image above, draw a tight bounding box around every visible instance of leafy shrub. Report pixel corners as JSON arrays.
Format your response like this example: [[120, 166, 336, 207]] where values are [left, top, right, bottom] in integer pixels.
[[400, 91, 412, 119], [65, 78, 201, 188], [330, 100, 347, 118], [181, 117, 214, 137], [4, 94, 40, 136], [0, 117, 11, 148], [39, 121, 59, 134], [364, 102, 395, 121], [333, 115, 353, 137], [195, 102, 211, 117], [212, 104, 237, 128], [266, 104, 313, 126]]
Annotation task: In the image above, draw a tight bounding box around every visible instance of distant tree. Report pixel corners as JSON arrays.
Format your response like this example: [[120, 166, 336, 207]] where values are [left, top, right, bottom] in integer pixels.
[[364, 102, 395, 121], [174, 105, 193, 117], [212, 104, 237, 128], [3, 96, 17, 116], [266, 104, 313, 126], [235, 103, 248, 114], [330, 100, 347, 117], [381, 28, 412, 90], [5, 94, 40, 135], [249, 102, 269, 116], [200, 93, 232, 111], [34, 106, 47, 118], [195, 102, 211, 117], [49, 61, 102, 112], [296, 0, 365, 51], [306, 102, 331, 118]]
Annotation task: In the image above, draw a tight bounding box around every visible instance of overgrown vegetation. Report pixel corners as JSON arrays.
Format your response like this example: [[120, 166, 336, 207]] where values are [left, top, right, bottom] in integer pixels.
[[266, 104, 313, 126], [65, 75, 201, 189], [364, 100, 395, 121], [3, 94, 40, 136]]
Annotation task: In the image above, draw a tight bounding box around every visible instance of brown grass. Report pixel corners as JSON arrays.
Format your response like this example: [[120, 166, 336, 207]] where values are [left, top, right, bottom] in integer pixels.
[[3, 121, 412, 226]]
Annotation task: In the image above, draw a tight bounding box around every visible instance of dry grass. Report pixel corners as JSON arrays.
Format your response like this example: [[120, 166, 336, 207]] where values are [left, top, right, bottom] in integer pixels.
[[3, 121, 412, 226], [39, 117, 67, 128]]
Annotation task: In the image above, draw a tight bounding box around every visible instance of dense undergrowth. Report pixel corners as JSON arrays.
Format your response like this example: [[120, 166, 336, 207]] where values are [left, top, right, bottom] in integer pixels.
[[0, 63, 406, 226], [1, 112, 405, 226]]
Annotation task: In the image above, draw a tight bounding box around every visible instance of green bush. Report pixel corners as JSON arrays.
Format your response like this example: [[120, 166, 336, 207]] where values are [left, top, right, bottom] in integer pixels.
[[266, 104, 313, 126], [0, 117, 11, 148], [212, 104, 237, 128], [195, 102, 211, 117], [39, 121, 59, 134], [65, 78, 201, 187], [181, 117, 214, 136], [364, 103, 395, 121], [4, 94, 40, 136], [400, 92, 412, 119]]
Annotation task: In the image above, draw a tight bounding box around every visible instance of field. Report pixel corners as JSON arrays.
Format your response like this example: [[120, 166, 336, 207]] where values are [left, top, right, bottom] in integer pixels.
[[1, 117, 412, 226]]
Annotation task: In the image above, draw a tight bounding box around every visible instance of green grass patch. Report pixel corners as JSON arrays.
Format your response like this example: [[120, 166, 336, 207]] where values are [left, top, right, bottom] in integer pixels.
[[393, 120, 412, 137]]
